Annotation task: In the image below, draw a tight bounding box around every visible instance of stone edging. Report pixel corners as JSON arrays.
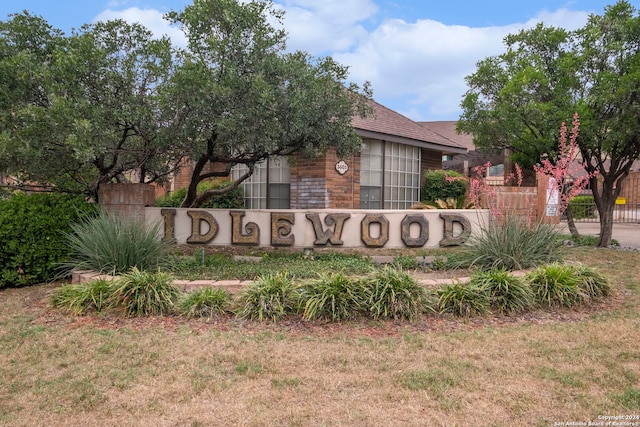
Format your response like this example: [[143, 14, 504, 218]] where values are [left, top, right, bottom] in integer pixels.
[[71, 268, 528, 292]]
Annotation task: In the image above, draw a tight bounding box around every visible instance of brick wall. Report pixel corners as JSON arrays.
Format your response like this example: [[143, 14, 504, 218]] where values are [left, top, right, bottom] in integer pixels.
[[98, 183, 155, 220], [493, 185, 538, 223], [290, 149, 360, 209]]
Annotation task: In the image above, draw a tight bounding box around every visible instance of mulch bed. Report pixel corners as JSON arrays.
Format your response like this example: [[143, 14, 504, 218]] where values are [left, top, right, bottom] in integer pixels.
[[14, 279, 634, 339]]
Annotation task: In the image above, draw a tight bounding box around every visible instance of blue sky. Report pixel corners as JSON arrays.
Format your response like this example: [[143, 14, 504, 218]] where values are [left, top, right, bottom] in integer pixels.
[[1, 0, 637, 121]]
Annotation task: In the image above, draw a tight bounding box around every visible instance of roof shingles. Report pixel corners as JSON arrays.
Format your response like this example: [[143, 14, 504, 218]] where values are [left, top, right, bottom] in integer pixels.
[[351, 99, 465, 153]]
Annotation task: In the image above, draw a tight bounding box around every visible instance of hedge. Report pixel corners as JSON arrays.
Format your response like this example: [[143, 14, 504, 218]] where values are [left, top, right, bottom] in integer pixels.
[[0, 193, 98, 287]]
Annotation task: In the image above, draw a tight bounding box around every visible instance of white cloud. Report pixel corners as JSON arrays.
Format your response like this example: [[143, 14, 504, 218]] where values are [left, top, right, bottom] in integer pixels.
[[327, 8, 595, 120], [275, 0, 378, 54], [93, 7, 186, 46]]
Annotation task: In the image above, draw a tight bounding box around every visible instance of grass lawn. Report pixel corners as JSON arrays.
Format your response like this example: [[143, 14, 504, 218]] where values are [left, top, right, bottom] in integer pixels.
[[1, 247, 639, 426]]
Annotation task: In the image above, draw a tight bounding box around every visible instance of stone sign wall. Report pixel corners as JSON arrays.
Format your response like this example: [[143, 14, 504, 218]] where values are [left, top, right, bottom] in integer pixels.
[[146, 207, 490, 249]]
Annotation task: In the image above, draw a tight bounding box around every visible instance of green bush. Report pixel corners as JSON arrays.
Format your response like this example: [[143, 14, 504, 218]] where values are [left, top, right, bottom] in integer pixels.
[[178, 286, 232, 319], [437, 282, 489, 317], [462, 215, 562, 271], [568, 196, 596, 220], [421, 169, 467, 203], [235, 272, 300, 321], [0, 193, 98, 287], [109, 268, 182, 316], [573, 265, 611, 300], [526, 263, 587, 308], [470, 269, 533, 315], [302, 272, 366, 321], [51, 278, 113, 315], [60, 210, 172, 275], [155, 180, 244, 209], [364, 267, 435, 320]]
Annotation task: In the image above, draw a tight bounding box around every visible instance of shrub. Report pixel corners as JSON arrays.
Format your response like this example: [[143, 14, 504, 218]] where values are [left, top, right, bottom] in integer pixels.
[[421, 169, 467, 204], [51, 278, 113, 315], [178, 287, 232, 319], [526, 263, 587, 308], [462, 215, 562, 271], [0, 193, 98, 287], [155, 180, 244, 209], [568, 196, 596, 220], [108, 268, 181, 316], [437, 282, 489, 317], [301, 272, 366, 321], [365, 267, 435, 320], [60, 210, 171, 275], [573, 265, 611, 299], [235, 272, 300, 321], [470, 269, 533, 315]]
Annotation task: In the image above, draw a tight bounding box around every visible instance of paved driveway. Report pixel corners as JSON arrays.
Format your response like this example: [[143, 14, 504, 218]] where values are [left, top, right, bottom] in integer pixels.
[[559, 222, 640, 248]]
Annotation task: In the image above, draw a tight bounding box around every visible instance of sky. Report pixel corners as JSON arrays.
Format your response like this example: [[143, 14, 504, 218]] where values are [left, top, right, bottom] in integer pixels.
[[1, 0, 638, 122]]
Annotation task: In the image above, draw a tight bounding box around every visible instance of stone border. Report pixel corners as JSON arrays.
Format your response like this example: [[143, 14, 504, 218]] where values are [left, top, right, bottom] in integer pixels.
[[71, 266, 528, 292]]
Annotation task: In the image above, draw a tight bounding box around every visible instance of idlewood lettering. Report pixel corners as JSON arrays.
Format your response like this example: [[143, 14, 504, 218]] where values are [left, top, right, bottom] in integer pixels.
[[401, 214, 429, 247], [361, 214, 389, 247], [160, 208, 177, 243], [305, 213, 351, 246], [271, 212, 295, 246], [150, 207, 486, 249], [186, 210, 219, 244], [439, 213, 471, 246], [230, 211, 260, 245]]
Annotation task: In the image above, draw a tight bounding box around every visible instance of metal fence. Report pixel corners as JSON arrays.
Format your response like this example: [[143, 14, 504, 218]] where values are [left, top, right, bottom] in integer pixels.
[[568, 201, 640, 224], [562, 176, 640, 224]]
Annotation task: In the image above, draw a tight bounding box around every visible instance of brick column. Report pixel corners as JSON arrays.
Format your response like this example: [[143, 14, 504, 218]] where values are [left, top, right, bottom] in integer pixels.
[[98, 183, 155, 221]]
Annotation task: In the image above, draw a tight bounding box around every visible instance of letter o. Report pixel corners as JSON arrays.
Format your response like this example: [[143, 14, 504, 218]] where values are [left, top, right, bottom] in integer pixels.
[[401, 214, 429, 247], [361, 214, 389, 248]]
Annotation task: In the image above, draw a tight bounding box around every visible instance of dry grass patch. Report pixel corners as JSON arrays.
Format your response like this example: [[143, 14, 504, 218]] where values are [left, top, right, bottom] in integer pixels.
[[1, 247, 639, 426]]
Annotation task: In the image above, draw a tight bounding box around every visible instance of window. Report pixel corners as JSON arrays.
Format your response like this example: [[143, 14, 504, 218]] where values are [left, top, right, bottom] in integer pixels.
[[232, 156, 290, 209], [360, 140, 421, 209], [359, 140, 383, 209]]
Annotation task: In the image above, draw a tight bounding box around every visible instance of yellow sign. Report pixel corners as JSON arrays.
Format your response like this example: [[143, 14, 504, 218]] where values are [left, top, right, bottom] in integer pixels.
[[616, 197, 626, 205]]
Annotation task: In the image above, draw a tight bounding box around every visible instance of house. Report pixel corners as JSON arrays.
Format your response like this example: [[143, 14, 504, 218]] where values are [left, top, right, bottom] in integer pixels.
[[419, 121, 504, 182], [227, 100, 466, 210]]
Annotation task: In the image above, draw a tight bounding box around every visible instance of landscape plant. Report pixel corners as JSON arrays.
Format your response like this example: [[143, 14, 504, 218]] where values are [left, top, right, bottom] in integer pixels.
[[60, 210, 172, 276], [527, 263, 587, 308], [235, 272, 300, 321], [178, 286, 232, 319], [0, 193, 98, 287], [301, 271, 366, 321], [108, 268, 181, 316], [567, 195, 597, 220], [437, 282, 489, 317], [51, 278, 112, 315], [421, 169, 467, 204], [572, 264, 612, 301], [470, 269, 533, 315], [462, 215, 562, 271], [365, 266, 435, 320]]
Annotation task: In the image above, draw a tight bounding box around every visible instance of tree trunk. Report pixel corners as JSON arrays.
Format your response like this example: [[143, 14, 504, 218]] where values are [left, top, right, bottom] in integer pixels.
[[181, 156, 208, 208], [564, 204, 581, 239], [597, 202, 615, 247], [595, 181, 619, 248]]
